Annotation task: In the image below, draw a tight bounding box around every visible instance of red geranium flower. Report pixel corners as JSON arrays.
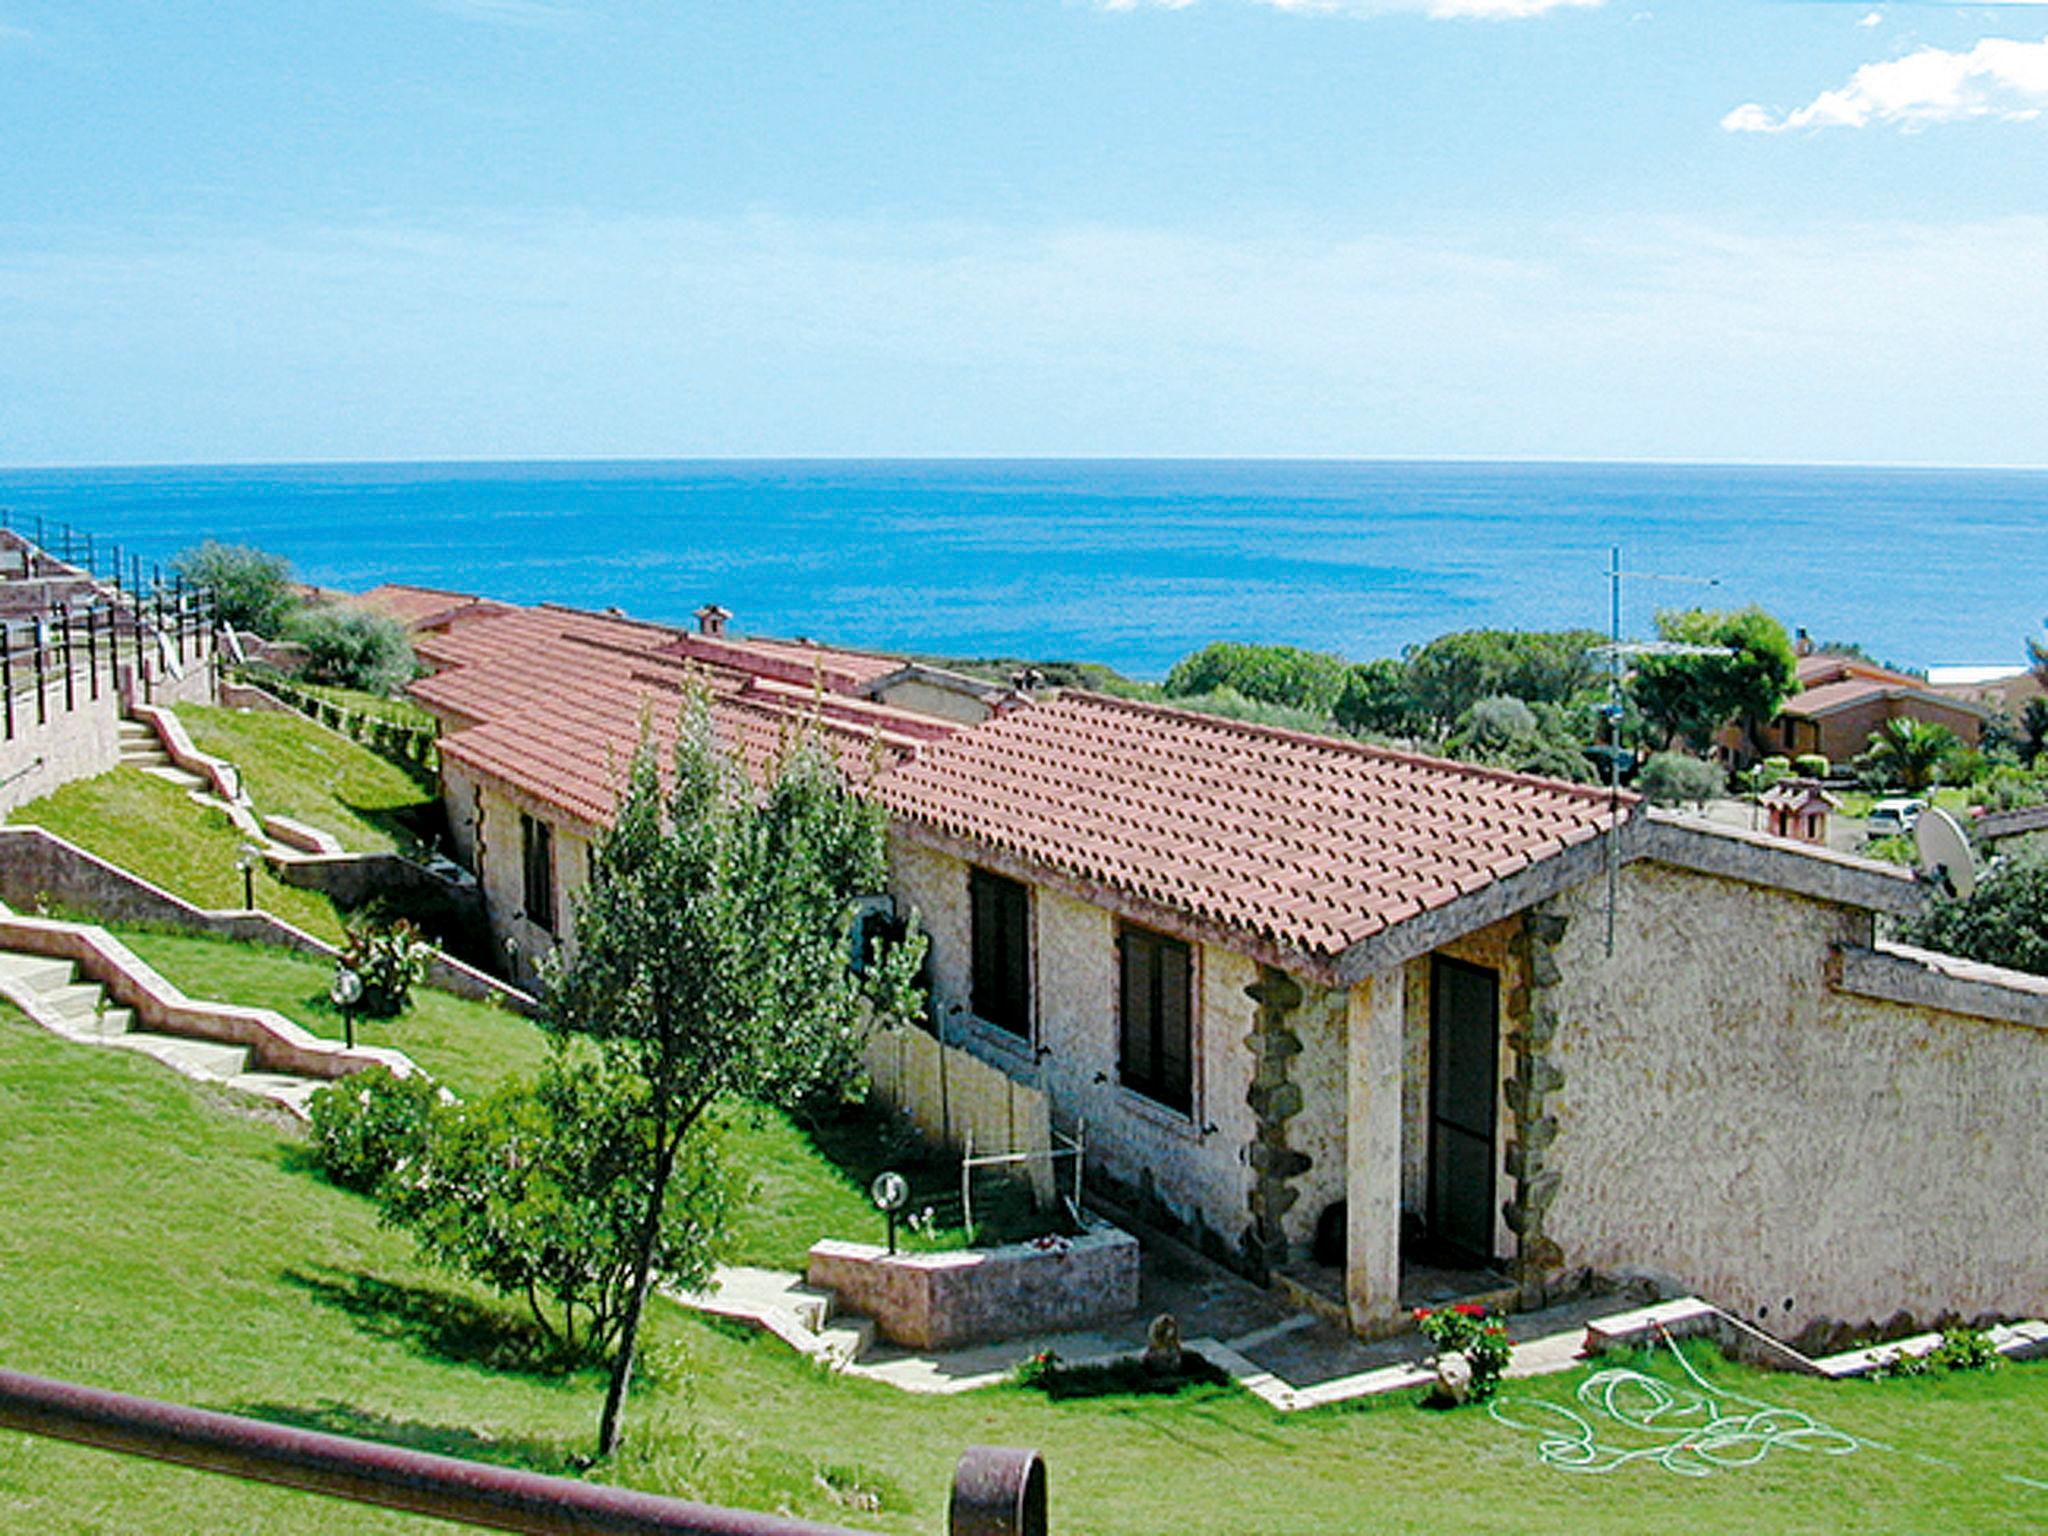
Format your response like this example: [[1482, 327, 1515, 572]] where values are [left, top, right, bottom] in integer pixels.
[[1453, 1303, 1488, 1317]]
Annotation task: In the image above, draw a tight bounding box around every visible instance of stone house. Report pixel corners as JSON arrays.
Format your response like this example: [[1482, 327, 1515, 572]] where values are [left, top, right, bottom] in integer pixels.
[[408, 602, 2047, 1349], [872, 691, 2047, 1348], [1757, 653, 1992, 768]]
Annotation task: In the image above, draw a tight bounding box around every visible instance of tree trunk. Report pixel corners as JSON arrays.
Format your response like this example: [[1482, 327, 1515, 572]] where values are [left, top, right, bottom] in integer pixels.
[[596, 1126, 682, 1458]]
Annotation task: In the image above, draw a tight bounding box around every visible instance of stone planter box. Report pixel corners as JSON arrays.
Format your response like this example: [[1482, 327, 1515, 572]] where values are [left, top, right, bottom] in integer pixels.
[[806, 1219, 1141, 1350]]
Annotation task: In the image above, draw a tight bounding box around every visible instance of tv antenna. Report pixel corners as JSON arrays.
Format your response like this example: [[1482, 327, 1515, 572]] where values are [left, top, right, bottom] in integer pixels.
[[1913, 807, 1978, 902], [1588, 546, 1727, 955]]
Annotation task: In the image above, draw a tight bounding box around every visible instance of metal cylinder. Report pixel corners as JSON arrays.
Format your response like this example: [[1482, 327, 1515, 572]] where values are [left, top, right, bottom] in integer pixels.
[[948, 1446, 1046, 1536]]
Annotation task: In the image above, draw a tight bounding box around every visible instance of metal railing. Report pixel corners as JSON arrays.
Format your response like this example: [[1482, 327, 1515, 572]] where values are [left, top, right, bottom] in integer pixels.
[[0, 1367, 1048, 1536]]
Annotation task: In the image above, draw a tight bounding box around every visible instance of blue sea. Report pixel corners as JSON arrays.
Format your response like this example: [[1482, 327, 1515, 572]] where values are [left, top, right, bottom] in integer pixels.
[[0, 460, 2039, 678]]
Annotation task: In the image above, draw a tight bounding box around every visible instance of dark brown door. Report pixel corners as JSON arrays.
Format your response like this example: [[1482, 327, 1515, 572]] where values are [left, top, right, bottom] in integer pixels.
[[1428, 956, 1499, 1265]]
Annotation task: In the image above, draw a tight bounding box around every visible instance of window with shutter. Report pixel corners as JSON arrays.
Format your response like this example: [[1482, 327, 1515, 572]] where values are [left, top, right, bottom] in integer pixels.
[[521, 812, 555, 936], [1119, 924, 1193, 1114], [969, 868, 1031, 1036]]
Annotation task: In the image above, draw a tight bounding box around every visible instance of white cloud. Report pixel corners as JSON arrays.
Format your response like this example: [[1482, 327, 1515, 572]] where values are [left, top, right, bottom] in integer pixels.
[[1725, 33, 2048, 132], [1857, 10, 1883, 27], [1101, 0, 1603, 18]]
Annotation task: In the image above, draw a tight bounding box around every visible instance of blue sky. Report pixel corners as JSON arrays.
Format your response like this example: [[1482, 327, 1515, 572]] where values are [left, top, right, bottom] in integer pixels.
[[2, 1, 2046, 465]]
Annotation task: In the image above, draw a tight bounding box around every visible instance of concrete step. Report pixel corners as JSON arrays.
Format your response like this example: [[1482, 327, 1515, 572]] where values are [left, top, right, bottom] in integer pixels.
[[139, 764, 208, 790], [64, 1006, 135, 1043], [117, 720, 157, 744], [36, 981, 110, 1021], [813, 1317, 876, 1364], [0, 953, 78, 994], [115, 1032, 251, 1081], [227, 1071, 324, 1115]]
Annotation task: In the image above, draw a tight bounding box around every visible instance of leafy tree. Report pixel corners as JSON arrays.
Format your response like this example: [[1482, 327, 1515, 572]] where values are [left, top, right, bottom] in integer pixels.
[[1158, 687, 1334, 736], [1900, 842, 2048, 979], [1401, 628, 1606, 734], [1855, 718, 1961, 793], [1635, 750, 1727, 808], [1630, 606, 1797, 753], [284, 606, 417, 695], [1334, 658, 1425, 738], [1161, 642, 1350, 718], [1442, 696, 1594, 783], [543, 699, 925, 1455], [2021, 698, 2048, 769], [2028, 621, 2048, 690], [380, 1049, 730, 1361], [172, 539, 296, 637]]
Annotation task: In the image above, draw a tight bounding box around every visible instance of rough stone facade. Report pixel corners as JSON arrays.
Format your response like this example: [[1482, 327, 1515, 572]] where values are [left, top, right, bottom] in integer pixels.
[[1537, 861, 2047, 1345], [442, 760, 593, 988]]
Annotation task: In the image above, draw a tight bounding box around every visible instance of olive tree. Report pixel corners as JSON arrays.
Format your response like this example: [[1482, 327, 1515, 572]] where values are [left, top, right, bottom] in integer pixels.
[[171, 539, 296, 636], [544, 698, 924, 1456]]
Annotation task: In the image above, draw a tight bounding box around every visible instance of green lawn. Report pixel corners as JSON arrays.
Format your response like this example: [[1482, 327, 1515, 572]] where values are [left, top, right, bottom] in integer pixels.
[[2, 1008, 2042, 1536], [8, 766, 347, 943], [174, 703, 439, 857]]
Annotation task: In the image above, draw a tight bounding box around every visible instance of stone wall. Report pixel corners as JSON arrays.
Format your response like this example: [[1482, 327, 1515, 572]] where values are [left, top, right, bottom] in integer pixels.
[[0, 685, 120, 818], [1540, 860, 2048, 1345], [807, 1220, 1141, 1349], [887, 836, 1261, 1259], [451, 766, 595, 988]]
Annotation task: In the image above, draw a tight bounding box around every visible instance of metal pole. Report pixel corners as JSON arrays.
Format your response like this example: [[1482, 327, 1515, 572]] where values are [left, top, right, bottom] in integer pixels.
[[1, 624, 13, 741], [87, 606, 99, 701], [33, 618, 46, 727], [60, 606, 74, 713], [1607, 545, 1621, 957]]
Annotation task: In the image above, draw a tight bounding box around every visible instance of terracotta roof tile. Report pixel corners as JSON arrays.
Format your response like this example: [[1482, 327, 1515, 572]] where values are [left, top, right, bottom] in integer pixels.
[[875, 691, 1631, 966]]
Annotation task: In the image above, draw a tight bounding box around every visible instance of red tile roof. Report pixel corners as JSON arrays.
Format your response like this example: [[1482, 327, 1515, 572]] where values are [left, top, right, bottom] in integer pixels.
[[1784, 677, 1990, 722], [874, 691, 1631, 968], [408, 604, 955, 829], [350, 583, 501, 630]]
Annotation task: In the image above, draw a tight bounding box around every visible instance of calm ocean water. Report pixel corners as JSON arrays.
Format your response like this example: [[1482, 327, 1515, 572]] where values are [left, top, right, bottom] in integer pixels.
[[0, 460, 2039, 678]]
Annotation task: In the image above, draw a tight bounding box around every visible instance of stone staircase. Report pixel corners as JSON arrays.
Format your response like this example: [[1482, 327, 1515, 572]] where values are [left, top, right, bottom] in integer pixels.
[[674, 1266, 878, 1367], [0, 947, 325, 1114], [117, 717, 208, 791]]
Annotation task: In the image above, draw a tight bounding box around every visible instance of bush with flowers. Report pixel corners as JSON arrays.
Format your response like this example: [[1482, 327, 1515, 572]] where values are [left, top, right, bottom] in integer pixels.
[[1414, 1302, 1512, 1402]]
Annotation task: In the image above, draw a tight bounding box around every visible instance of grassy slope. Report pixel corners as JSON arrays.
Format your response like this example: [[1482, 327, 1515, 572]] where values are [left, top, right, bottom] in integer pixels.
[[174, 703, 437, 857], [2, 1006, 2043, 1536], [7, 766, 346, 943], [112, 928, 545, 1097], [282, 679, 439, 731]]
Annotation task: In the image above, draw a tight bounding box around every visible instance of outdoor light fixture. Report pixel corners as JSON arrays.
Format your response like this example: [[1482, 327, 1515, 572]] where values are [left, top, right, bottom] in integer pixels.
[[330, 964, 364, 1049], [234, 842, 261, 910]]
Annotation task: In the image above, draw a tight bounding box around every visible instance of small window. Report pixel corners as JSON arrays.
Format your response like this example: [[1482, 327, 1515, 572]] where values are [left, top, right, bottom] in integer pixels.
[[521, 812, 555, 936], [1119, 924, 1193, 1114], [969, 868, 1031, 1036]]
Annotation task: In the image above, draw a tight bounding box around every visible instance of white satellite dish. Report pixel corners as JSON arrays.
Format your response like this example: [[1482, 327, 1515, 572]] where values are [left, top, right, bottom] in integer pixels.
[[1913, 807, 1977, 901]]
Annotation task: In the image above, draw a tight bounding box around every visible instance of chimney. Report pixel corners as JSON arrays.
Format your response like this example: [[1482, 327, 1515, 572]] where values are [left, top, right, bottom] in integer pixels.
[[1794, 626, 1814, 657], [694, 603, 732, 639]]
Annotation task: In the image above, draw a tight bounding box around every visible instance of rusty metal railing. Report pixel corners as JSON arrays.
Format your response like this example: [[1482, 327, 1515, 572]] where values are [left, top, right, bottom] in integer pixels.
[[0, 1367, 1046, 1536]]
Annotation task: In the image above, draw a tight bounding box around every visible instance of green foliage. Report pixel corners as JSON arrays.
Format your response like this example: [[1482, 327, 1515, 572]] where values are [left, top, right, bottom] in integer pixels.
[[1899, 842, 2048, 978], [1636, 750, 1727, 808], [306, 1067, 440, 1193], [1973, 765, 2048, 814], [1156, 686, 1335, 735], [342, 918, 431, 1018], [1443, 695, 1593, 783], [1401, 628, 1607, 734], [1334, 656, 1425, 737], [2020, 698, 2048, 768], [1794, 753, 1832, 780], [1632, 606, 1798, 752], [1414, 1304, 1512, 1402], [283, 605, 418, 695], [1856, 718, 1962, 793], [1162, 641, 1351, 717], [380, 1049, 730, 1363], [172, 539, 296, 637], [541, 695, 927, 1451], [1875, 1327, 2001, 1379]]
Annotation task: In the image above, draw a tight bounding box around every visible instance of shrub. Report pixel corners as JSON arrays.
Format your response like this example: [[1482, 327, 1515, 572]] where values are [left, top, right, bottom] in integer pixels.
[[379, 1051, 731, 1363], [306, 1068, 440, 1193], [1635, 750, 1726, 808], [342, 919, 431, 1018], [1011, 1348, 1229, 1400], [283, 606, 417, 695], [1875, 1326, 2001, 1378], [1899, 842, 2048, 978], [1974, 766, 2048, 813], [1162, 642, 1350, 718], [1793, 753, 1831, 780], [172, 540, 296, 637], [1414, 1303, 1512, 1402]]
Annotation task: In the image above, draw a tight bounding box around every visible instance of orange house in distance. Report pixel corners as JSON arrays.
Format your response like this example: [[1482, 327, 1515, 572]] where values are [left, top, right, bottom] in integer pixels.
[[1746, 653, 1992, 770]]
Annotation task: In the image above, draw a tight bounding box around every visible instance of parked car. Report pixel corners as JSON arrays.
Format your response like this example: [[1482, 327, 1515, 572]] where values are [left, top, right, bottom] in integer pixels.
[[1865, 797, 1928, 841]]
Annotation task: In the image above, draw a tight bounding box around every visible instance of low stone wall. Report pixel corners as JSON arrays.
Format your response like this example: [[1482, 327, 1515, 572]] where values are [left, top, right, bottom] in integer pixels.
[[0, 684, 120, 818], [807, 1219, 1141, 1350], [0, 825, 535, 1014], [0, 915, 415, 1084]]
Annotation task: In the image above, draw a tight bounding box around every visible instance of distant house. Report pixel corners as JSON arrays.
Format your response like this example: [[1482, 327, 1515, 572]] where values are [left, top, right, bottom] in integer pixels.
[[1758, 779, 1838, 845], [1927, 663, 2045, 719], [408, 601, 2048, 1351], [1754, 653, 1991, 768]]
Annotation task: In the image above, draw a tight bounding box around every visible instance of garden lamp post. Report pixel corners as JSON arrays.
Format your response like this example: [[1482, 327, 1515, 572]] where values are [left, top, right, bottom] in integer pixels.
[[330, 964, 364, 1050], [235, 843, 261, 911], [872, 1170, 910, 1256]]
